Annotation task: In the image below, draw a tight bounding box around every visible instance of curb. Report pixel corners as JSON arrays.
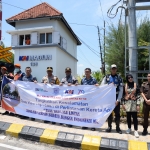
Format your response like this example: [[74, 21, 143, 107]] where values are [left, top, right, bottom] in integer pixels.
[[0, 121, 149, 150]]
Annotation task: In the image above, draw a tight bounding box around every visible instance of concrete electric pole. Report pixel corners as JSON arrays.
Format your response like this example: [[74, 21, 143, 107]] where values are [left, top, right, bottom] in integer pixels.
[[128, 0, 138, 83]]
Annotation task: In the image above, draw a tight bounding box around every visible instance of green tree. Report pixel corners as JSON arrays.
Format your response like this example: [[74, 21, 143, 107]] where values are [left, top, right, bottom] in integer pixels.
[[105, 23, 126, 78], [3, 85, 11, 95], [105, 17, 150, 82], [92, 71, 103, 84]]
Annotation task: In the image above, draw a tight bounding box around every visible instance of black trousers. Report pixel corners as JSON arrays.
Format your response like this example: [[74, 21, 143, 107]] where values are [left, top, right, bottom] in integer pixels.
[[143, 102, 150, 131], [126, 112, 138, 130], [108, 103, 120, 128]]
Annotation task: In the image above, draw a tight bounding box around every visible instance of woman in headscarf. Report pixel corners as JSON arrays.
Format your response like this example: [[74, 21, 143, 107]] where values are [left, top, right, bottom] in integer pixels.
[[123, 74, 140, 138]]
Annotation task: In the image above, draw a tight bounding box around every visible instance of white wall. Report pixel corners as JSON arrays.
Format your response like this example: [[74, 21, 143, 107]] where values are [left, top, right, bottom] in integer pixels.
[[55, 47, 77, 80], [14, 47, 57, 82], [13, 18, 78, 81], [54, 20, 77, 57], [15, 19, 56, 29], [15, 19, 77, 58]]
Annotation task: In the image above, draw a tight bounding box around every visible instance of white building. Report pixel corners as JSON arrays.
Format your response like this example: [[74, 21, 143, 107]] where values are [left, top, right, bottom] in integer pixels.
[[6, 2, 81, 81]]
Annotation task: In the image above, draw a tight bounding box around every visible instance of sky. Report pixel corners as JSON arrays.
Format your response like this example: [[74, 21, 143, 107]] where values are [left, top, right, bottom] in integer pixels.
[[2, 0, 150, 76]]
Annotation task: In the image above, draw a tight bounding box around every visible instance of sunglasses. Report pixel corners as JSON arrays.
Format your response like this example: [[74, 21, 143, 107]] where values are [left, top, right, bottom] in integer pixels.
[[147, 76, 150, 77], [128, 77, 133, 79]]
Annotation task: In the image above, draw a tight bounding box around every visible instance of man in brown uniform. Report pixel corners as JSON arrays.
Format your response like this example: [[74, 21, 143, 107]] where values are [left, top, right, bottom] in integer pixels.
[[41, 67, 60, 124], [141, 72, 150, 136], [41, 67, 59, 85]]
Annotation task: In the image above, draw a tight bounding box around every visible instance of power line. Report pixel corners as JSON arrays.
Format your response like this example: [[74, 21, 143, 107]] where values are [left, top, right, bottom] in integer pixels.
[[78, 48, 98, 68], [107, 0, 123, 19], [69, 22, 98, 28], [77, 37, 100, 57], [98, 0, 105, 21], [2, 1, 26, 10]]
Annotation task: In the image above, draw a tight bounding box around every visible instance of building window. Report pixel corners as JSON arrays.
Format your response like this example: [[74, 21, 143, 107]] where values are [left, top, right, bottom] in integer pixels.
[[58, 36, 63, 46], [46, 33, 52, 43], [19, 35, 24, 45], [40, 33, 52, 44], [40, 33, 45, 44], [25, 35, 30, 45], [19, 34, 30, 45]]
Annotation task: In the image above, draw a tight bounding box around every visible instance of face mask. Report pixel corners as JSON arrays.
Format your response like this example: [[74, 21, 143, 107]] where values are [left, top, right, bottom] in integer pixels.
[[14, 68, 20, 73]]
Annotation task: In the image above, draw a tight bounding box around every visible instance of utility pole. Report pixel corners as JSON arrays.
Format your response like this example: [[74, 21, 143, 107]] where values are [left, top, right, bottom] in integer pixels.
[[128, 0, 137, 83], [103, 21, 106, 75], [97, 26, 103, 67]]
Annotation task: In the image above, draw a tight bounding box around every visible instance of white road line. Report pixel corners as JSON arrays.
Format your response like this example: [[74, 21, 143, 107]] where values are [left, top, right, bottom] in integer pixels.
[[0, 143, 28, 150]]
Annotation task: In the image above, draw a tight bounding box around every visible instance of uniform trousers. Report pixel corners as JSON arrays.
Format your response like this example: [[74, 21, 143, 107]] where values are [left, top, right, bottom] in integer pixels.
[[108, 102, 120, 129], [126, 112, 138, 130], [143, 102, 150, 131]]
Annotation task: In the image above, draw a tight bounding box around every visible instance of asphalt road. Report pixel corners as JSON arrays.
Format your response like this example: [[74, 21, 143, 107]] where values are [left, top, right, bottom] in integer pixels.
[[0, 135, 75, 150]]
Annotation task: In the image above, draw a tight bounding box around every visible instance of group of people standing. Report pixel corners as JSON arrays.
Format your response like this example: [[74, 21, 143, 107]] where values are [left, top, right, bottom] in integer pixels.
[[0, 63, 150, 138], [101, 64, 150, 138]]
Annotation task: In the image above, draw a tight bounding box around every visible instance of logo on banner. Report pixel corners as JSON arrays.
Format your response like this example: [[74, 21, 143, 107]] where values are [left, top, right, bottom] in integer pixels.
[[78, 89, 85, 94], [35, 88, 48, 92], [53, 88, 59, 94], [65, 90, 74, 94]]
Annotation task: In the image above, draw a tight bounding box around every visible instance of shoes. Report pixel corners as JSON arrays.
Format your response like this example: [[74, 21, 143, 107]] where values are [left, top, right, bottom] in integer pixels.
[[2, 111, 9, 115], [126, 128, 131, 134], [82, 127, 88, 130], [91, 128, 96, 131], [134, 131, 139, 138], [20, 116, 29, 119], [31, 118, 35, 121], [44, 121, 50, 123], [116, 128, 122, 134], [142, 130, 148, 136], [66, 124, 72, 127], [9, 113, 15, 116], [106, 127, 112, 132]]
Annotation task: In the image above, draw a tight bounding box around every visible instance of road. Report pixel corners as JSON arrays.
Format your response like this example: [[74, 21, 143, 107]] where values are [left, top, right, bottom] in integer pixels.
[[0, 135, 75, 150]]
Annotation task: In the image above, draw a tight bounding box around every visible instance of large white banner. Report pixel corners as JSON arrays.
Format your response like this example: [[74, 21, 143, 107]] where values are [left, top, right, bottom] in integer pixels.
[[2, 78, 116, 128]]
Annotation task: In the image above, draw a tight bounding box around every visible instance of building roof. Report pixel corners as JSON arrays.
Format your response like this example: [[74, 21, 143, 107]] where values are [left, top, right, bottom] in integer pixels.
[[6, 2, 81, 45], [6, 2, 62, 21]]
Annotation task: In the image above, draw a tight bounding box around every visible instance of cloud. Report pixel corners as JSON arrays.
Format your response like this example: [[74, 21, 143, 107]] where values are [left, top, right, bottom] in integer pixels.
[[78, 64, 84, 67]]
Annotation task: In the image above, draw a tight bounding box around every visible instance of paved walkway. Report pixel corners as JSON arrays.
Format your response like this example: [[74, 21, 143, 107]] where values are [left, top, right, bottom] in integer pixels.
[[0, 108, 149, 143]]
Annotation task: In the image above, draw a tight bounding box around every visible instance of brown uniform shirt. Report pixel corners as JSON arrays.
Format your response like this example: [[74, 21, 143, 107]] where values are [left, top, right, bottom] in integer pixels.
[[41, 75, 60, 85], [140, 82, 150, 99]]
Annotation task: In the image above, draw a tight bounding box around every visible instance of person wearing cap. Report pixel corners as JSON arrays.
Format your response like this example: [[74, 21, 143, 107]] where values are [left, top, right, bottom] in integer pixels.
[[13, 64, 25, 81], [60, 67, 78, 127], [101, 64, 123, 134], [41, 67, 60, 85], [81, 68, 99, 131], [41, 67, 60, 124], [60, 67, 78, 86]]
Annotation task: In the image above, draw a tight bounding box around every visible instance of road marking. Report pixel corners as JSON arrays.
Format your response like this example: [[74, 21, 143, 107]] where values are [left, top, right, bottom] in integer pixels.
[[0, 143, 28, 150]]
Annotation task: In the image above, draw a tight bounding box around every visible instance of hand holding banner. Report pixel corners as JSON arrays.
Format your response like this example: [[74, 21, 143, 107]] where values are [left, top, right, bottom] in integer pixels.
[[2, 76, 116, 128]]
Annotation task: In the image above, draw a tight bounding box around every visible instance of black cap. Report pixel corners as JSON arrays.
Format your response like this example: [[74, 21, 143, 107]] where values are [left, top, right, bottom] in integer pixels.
[[47, 67, 53, 71], [65, 67, 71, 71]]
